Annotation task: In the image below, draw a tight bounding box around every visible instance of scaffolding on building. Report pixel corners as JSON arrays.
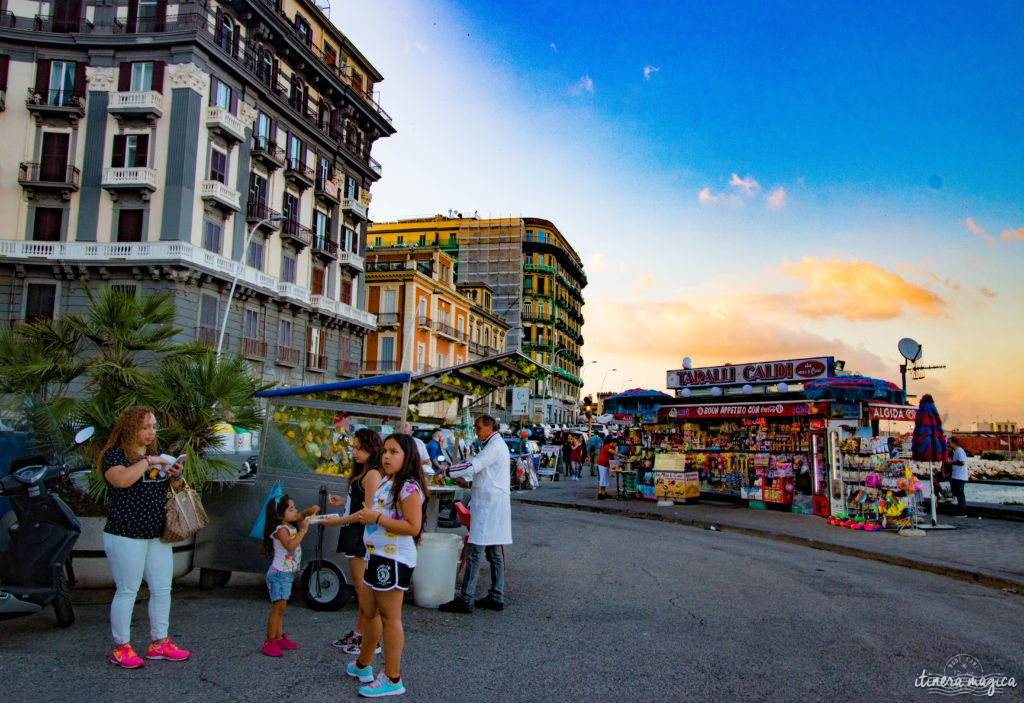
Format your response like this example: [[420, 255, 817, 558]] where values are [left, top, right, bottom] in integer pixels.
[[456, 217, 524, 350]]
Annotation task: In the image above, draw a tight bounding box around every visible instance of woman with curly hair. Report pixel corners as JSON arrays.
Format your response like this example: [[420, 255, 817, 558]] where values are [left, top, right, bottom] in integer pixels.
[[99, 406, 191, 669]]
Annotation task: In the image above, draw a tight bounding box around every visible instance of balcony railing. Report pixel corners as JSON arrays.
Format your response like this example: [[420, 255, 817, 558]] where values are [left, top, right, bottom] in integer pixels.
[[195, 326, 223, 347], [245, 201, 282, 227], [275, 345, 301, 367], [278, 281, 310, 305], [363, 360, 398, 374], [311, 235, 338, 258], [280, 220, 313, 248], [206, 105, 247, 143], [18, 162, 81, 190], [416, 315, 433, 330], [251, 137, 285, 169], [283, 159, 314, 189], [337, 360, 359, 377], [376, 312, 399, 326], [306, 352, 328, 372], [101, 167, 158, 191], [433, 320, 464, 342], [337, 251, 364, 272], [107, 90, 164, 117], [200, 180, 241, 211], [241, 337, 267, 359], [342, 197, 368, 219], [315, 176, 340, 203]]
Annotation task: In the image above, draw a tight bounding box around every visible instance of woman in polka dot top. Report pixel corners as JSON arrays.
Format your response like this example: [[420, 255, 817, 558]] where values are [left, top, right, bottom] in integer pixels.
[[99, 406, 191, 669]]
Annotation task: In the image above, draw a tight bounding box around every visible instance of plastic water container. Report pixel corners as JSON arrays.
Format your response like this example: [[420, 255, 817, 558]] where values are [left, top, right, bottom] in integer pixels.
[[412, 533, 462, 608]]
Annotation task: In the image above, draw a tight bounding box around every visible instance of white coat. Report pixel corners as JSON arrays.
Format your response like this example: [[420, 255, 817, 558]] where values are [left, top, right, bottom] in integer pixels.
[[449, 431, 512, 546]]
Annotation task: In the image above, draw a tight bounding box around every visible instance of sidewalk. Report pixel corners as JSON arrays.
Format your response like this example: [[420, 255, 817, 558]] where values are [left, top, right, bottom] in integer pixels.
[[513, 472, 1024, 592]]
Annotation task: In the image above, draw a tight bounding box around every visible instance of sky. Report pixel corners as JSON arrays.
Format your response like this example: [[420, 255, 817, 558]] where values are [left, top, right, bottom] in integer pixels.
[[332, 0, 1024, 429]]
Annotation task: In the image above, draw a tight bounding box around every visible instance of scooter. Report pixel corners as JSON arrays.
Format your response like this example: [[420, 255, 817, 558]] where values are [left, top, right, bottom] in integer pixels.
[[0, 426, 93, 627]]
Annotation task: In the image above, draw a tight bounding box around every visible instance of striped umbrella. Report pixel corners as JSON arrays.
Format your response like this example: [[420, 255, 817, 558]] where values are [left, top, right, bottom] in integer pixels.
[[912, 394, 948, 462]]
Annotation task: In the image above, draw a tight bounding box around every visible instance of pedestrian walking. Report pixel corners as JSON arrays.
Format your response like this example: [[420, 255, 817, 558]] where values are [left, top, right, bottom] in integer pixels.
[[587, 431, 603, 476], [347, 433, 428, 698], [439, 414, 511, 613], [99, 406, 191, 669], [260, 494, 318, 656], [948, 437, 969, 517], [569, 435, 584, 480]]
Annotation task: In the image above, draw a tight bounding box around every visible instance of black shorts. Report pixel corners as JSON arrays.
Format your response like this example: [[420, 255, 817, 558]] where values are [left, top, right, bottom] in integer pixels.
[[338, 525, 366, 559], [363, 554, 413, 592]]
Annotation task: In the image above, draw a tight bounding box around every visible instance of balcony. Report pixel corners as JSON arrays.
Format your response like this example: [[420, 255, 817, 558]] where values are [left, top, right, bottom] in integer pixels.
[[363, 360, 398, 375], [25, 91, 85, 124], [200, 180, 241, 211], [195, 327, 224, 348], [524, 263, 556, 275], [433, 320, 464, 343], [337, 251, 365, 272], [311, 235, 338, 260], [280, 220, 312, 249], [241, 337, 267, 360], [315, 176, 340, 205], [278, 281, 310, 305], [108, 91, 163, 121], [2, 11, 94, 33], [307, 295, 375, 328], [283, 159, 314, 190], [275, 345, 301, 367], [337, 360, 359, 378], [342, 197, 368, 220], [306, 352, 328, 373], [101, 167, 158, 195], [245, 202, 283, 231], [376, 312, 399, 327], [251, 137, 285, 170], [416, 315, 433, 331], [206, 106, 247, 144], [522, 311, 553, 323], [18, 162, 80, 198]]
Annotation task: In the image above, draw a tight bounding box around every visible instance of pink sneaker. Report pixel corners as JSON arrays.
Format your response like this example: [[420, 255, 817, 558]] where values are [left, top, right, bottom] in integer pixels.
[[146, 638, 191, 661], [261, 639, 283, 657], [110, 643, 145, 669], [276, 634, 298, 650]]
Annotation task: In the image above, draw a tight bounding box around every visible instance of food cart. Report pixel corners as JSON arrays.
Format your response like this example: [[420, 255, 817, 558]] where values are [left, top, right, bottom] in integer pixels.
[[193, 352, 547, 609]]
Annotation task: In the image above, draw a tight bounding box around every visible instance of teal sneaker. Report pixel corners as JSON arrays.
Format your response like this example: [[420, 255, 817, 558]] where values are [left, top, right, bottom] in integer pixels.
[[359, 672, 406, 697], [347, 660, 374, 684]]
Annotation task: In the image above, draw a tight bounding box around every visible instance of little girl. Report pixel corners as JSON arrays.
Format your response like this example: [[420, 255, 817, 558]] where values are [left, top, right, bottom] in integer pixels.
[[346, 433, 428, 698], [260, 494, 318, 657]]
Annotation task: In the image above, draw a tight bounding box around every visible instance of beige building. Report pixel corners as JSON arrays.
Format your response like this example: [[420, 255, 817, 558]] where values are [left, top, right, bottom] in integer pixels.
[[0, 0, 394, 384]]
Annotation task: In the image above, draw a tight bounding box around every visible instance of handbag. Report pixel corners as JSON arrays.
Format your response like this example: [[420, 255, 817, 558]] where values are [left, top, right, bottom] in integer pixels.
[[162, 481, 210, 543]]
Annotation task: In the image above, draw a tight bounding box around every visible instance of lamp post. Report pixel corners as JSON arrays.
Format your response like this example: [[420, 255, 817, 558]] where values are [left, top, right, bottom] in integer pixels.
[[216, 215, 287, 360], [598, 367, 617, 416], [546, 347, 573, 424], [619, 378, 633, 392]]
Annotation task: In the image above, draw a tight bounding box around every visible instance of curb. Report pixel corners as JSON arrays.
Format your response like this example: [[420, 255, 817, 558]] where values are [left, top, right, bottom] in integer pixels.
[[515, 497, 1024, 596]]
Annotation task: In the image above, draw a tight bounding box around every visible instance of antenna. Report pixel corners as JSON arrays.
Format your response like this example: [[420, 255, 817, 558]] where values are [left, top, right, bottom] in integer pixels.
[[896, 338, 945, 395]]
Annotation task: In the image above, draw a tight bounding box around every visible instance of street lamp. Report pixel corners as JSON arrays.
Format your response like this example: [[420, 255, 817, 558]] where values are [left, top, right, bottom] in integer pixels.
[[545, 347, 573, 424], [599, 367, 617, 395], [216, 214, 287, 359], [619, 378, 633, 392]]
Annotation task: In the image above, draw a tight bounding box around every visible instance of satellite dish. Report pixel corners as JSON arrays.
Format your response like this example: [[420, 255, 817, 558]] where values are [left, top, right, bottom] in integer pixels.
[[898, 338, 923, 363]]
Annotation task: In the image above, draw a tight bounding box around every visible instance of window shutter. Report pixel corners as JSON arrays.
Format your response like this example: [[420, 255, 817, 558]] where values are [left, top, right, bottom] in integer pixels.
[[232, 23, 240, 58], [269, 119, 277, 145], [135, 134, 149, 167], [209, 77, 217, 105], [0, 55, 9, 91], [72, 61, 86, 97], [118, 62, 132, 91], [214, 8, 223, 45], [35, 59, 51, 97], [117, 209, 144, 242], [154, 0, 166, 31], [271, 59, 278, 91], [230, 87, 238, 113], [151, 61, 164, 92], [111, 135, 126, 168], [126, 0, 138, 32]]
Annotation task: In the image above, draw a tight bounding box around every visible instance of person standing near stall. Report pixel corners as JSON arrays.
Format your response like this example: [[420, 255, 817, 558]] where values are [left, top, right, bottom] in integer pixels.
[[948, 437, 970, 517], [439, 415, 510, 613], [596, 435, 627, 500], [587, 431, 603, 477]]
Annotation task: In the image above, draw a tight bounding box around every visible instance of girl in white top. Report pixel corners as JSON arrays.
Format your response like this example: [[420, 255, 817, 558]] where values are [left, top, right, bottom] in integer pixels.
[[346, 434, 428, 698], [260, 494, 318, 657]]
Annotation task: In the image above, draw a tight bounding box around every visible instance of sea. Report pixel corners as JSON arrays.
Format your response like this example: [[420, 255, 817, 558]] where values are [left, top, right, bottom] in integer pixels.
[[965, 482, 1024, 506]]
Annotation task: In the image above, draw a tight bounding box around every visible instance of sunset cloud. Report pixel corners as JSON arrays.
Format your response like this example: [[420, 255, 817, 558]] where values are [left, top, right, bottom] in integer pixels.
[[643, 65, 660, 80], [698, 187, 743, 207], [965, 217, 982, 234], [965, 217, 995, 246], [588, 253, 607, 274], [980, 287, 997, 298], [781, 257, 947, 320], [766, 186, 786, 210], [1001, 228, 1024, 242], [570, 75, 594, 95], [729, 173, 762, 197]]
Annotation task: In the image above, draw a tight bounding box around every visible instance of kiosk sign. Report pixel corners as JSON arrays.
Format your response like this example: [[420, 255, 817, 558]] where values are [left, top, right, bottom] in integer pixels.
[[667, 357, 833, 389]]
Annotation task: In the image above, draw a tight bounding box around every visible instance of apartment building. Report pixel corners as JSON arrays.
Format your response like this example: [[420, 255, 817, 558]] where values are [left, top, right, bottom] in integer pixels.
[[368, 215, 585, 424], [0, 0, 394, 384]]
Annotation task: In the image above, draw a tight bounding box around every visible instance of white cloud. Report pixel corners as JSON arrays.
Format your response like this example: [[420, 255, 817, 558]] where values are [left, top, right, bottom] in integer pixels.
[[631, 274, 654, 296], [965, 217, 983, 234], [766, 186, 786, 210], [643, 65, 660, 80], [550, 42, 558, 52], [729, 173, 761, 197], [570, 75, 594, 96], [698, 187, 742, 207], [588, 253, 607, 274]]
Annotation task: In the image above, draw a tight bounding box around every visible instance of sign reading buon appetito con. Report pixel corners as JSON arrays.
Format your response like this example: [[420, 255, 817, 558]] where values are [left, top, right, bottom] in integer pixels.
[[666, 357, 834, 389]]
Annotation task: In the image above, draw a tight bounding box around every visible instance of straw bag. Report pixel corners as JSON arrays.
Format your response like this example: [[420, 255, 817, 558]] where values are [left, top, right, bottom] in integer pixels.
[[162, 482, 210, 543]]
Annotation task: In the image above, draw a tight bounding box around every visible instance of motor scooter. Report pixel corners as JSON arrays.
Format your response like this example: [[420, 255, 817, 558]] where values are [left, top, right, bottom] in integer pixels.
[[0, 426, 93, 627]]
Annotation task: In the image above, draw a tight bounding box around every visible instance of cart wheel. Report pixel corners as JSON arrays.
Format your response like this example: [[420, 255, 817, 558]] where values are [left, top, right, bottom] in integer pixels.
[[199, 567, 231, 590], [53, 563, 75, 628], [301, 560, 352, 611]]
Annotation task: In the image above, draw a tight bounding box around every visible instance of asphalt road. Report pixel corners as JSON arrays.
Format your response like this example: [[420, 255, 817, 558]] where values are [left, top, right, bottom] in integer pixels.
[[1, 502, 1021, 702]]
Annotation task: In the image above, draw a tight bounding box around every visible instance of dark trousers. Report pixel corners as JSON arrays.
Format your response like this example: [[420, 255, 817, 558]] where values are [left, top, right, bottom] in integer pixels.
[[950, 479, 967, 515]]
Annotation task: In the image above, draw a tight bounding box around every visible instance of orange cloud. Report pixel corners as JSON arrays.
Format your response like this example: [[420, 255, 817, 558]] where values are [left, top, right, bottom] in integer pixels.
[[781, 257, 946, 321], [980, 287, 997, 298], [1001, 228, 1024, 242], [965, 218, 983, 234]]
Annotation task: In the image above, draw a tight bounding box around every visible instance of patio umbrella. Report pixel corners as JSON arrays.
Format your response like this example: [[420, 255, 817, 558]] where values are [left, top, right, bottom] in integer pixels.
[[911, 394, 948, 527]]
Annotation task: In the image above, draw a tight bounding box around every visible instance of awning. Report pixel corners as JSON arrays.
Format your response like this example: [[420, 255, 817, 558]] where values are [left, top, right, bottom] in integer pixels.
[[657, 400, 832, 420]]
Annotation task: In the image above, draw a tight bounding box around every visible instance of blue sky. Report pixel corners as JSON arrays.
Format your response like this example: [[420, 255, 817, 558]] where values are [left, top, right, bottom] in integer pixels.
[[336, 1, 1024, 427]]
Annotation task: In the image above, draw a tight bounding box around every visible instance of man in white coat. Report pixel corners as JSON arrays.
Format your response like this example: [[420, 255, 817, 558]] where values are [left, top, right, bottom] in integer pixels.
[[439, 414, 511, 613]]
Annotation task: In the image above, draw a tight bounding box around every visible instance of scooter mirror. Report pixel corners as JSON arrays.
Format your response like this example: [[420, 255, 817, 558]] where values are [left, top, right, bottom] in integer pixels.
[[74, 426, 95, 444]]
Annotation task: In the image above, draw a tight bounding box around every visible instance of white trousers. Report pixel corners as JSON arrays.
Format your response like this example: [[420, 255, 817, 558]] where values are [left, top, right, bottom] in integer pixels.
[[597, 465, 611, 488], [102, 532, 173, 644]]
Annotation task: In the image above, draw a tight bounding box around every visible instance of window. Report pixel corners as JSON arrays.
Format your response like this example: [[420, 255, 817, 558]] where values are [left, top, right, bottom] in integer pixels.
[[295, 14, 312, 47], [313, 211, 329, 247], [457, 316, 464, 338], [317, 155, 331, 185], [324, 42, 337, 67], [203, 221, 222, 254], [283, 193, 299, 227], [278, 319, 292, 348], [524, 276, 533, 291], [130, 62, 153, 92], [211, 78, 232, 110], [418, 234, 425, 246], [380, 336, 394, 364], [47, 61, 75, 106], [281, 252, 296, 283], [254, 112, 272, 141], [216, 13, 235, 55], [382, 289, 396, 313], [524, 301, 532, 318], [247, 238, 264, 270], [25, 283, 57, 322], [306, 326, 324, 366], [396, 236, 403, 246], [338, 334, 350, 366], [287, 134, 303, 169], [417, 297, 426, 321], [289, 78, 307, 115], [416, 344, 424, 372], [199, 293, 219, 334], [258, 49, 275, 87], [135, 0, 163, 32], [32, 207, 62, 241], [249, 172, 268, 208], [311, 263, 325, 296], [345, 176, 358, 200], [111, 134, 149, 168], [343, 226, 357, 252], [116, 209, 144, 242], [340, 279, 352, 305], [243, 309, 260, 339], [374, 236, 381, 247], [210, 149, 227, 183], [448, 234, 457, 246]]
